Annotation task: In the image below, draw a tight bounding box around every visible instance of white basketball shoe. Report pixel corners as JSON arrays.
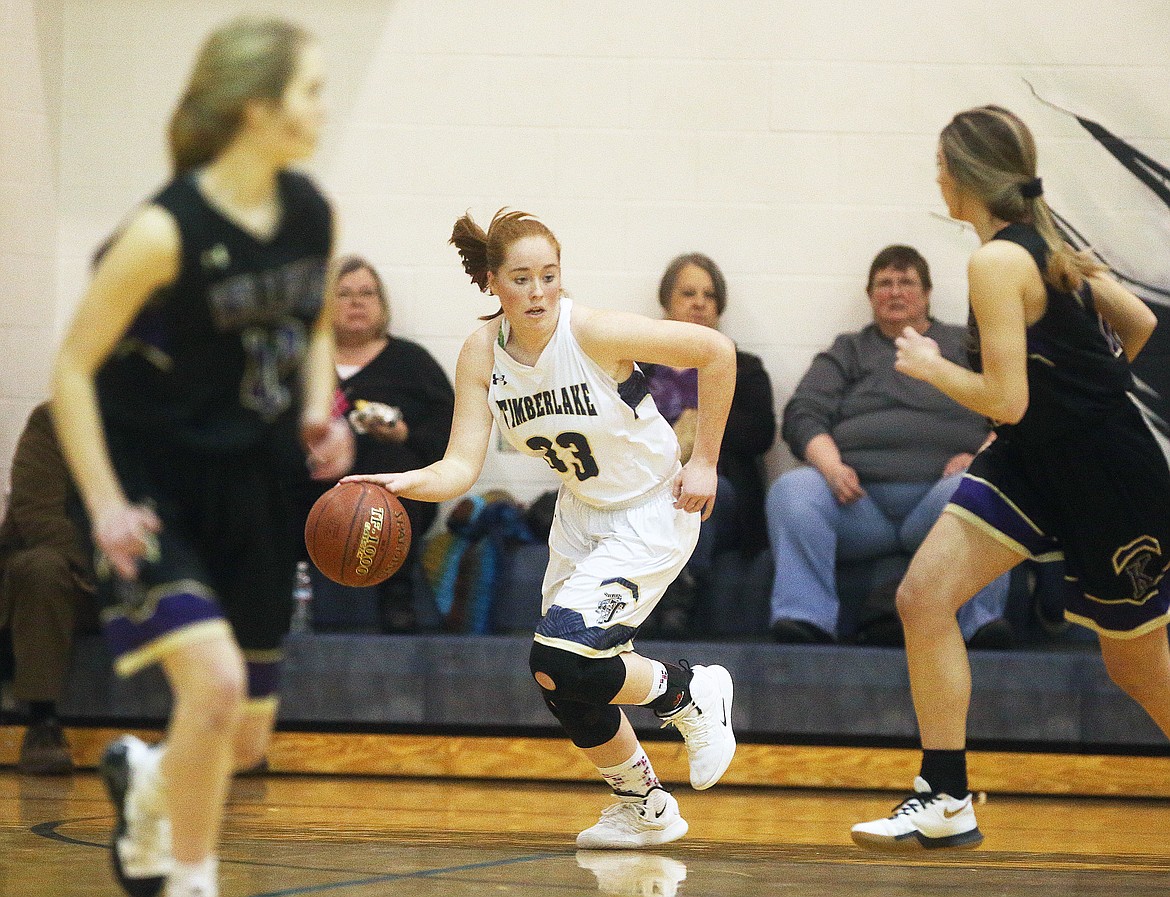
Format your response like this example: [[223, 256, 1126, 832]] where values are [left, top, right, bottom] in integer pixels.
[[657, 664, 735, 790], [576, 788, 689, 850], [101, 735, 173, 897], [851, 776, 983, 851]]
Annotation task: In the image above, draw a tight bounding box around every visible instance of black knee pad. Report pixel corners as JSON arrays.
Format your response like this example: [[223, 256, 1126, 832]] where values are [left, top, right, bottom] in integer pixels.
[[541, 694, 623, 749], [529, 642, 626, 704]]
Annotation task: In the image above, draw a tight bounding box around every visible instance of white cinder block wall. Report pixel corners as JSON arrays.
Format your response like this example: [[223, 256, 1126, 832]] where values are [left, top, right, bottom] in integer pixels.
[[0, 0, 63, 488], [4, 0, 1169, 510]]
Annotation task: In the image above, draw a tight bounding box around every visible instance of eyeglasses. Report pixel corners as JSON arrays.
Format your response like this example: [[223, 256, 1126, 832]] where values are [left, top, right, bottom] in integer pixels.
[[337, 287, 380, 301], [871, 277, 921, 292]]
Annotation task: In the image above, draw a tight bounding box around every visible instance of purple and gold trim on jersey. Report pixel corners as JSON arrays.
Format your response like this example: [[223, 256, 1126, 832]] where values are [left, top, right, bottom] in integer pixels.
[[945, 475, 1062, 563], [101, 581, 228, 677]]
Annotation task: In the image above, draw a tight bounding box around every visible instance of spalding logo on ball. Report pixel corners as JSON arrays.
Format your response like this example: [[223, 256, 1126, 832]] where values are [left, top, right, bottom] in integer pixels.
[[305, 481, 411, 587]]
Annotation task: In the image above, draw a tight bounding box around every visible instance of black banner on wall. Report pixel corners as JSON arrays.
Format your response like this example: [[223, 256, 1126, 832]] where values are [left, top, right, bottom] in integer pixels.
[[1030, 86, 1170, 439]]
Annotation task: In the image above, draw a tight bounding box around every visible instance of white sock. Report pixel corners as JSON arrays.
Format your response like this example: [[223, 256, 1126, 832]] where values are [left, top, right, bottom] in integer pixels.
[[596, 746, 661, 796], [639, 660, 669, 705], [166, 855, 218, 897]]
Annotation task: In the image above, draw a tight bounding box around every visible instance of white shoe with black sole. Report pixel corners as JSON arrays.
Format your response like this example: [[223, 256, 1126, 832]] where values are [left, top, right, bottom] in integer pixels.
[[851, 776, 984, 852]]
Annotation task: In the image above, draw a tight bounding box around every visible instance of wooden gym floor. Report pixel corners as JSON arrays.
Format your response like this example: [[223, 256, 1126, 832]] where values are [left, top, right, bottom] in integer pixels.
[[5, 730, 1170, 896]]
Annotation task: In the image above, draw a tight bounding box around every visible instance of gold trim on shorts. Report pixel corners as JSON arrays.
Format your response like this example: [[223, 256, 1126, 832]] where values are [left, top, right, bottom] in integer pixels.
[[532, 632, 635, 659], [99, 578, 220, 626], [1065, 608, 1170, 640], [943, 504, 1061, 562], [114, 619, 234, 677], [244, 695, 280, 716]]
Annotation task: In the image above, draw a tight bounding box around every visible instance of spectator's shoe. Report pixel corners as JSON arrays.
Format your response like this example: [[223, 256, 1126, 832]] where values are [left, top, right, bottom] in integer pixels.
[[967, 618, 1015, 650], [576, 850, 688, 895], [576, 788, 689, 850], [770, 618, 834, 644], [100, 736, 173, 897], [851, 776, 983, 852], [657, 664, 735, 790], [17, 718, 74, 775]]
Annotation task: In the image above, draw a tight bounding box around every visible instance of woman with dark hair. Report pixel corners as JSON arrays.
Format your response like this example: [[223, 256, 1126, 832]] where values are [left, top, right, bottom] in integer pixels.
[[51, 17, 348, 897], [640, 254, 775, 636], [346, 208, 739, 849], [852, 105, 1169, 852]]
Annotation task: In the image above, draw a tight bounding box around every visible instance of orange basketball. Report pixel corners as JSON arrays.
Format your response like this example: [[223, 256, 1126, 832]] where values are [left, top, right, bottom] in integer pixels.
[[304, 481, 411, 587]]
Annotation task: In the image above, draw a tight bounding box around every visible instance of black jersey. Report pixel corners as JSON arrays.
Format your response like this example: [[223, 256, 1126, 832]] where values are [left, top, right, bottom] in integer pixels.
[[971, 223, 1132, 443], [96, 169, 332, 453], [952, 222, 1170, 633]]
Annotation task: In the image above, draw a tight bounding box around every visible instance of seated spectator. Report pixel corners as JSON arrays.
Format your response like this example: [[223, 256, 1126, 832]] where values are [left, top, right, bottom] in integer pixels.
[[0, 402, 96, 773], [767, 245, 1012, 646], [293, 256, 454, 632], [641, 253, 776, 636]]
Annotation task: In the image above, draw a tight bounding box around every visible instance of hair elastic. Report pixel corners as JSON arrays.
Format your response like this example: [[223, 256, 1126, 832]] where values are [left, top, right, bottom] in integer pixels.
[[1020, 177, 1043, 199]]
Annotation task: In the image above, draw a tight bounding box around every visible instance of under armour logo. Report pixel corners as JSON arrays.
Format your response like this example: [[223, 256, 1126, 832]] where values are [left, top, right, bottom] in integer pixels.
[[492, 373, 507, 385]]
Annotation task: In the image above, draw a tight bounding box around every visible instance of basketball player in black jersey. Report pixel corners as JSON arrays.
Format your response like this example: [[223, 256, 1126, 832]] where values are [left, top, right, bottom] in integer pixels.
[[852, 105, 1170, 851], [51, 18, 349, 897]]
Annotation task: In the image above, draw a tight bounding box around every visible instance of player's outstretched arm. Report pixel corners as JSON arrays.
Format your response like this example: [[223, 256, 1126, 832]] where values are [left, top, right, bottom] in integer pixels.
[[343, 324, 494, 502]]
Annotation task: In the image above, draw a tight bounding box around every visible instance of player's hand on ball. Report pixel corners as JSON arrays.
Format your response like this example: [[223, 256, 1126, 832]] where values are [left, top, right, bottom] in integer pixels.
[[894, 325, 942, 382], [340, 470, 419, 496], [94, 502, 162, 580], [674, 460, 718, 520], [303, 416, 355, 481]]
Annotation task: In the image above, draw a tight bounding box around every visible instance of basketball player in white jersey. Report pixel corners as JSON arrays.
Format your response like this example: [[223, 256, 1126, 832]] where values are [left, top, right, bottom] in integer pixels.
[[344, 208, 739, 848]]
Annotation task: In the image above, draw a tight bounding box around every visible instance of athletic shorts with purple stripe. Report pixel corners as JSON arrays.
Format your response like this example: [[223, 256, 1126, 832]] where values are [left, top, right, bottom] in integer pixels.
[[947, 424, 1170, 639]]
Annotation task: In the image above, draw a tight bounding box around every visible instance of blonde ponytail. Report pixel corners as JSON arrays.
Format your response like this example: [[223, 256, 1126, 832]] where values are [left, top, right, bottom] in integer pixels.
[[941, 105, 1104, 292]]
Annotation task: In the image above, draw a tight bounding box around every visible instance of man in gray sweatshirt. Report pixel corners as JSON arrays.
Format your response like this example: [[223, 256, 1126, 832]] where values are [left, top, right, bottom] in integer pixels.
[[766, 245, 1011, 645]]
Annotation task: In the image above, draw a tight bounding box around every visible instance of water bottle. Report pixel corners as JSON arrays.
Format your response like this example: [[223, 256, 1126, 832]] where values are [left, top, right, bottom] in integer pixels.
[[290, 560, 313, 634]]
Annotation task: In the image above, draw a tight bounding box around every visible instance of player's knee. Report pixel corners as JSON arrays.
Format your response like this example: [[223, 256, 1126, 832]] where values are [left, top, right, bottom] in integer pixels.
[[529, 642, 626, 703], [530, 641, 577, 692], [186, 663, 248, 729], [895, 574, 936, 625], [545, 696, 622, 749]]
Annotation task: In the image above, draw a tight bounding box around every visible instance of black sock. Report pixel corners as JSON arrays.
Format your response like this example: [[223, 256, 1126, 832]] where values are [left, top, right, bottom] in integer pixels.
[[648, 662, 693, 716], [920, 749, 968, 797], [28, 701, 57, 724]]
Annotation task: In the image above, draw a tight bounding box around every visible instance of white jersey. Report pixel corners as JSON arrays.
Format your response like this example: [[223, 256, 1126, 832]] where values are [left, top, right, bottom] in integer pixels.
[[489, 297, 680, 508]]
